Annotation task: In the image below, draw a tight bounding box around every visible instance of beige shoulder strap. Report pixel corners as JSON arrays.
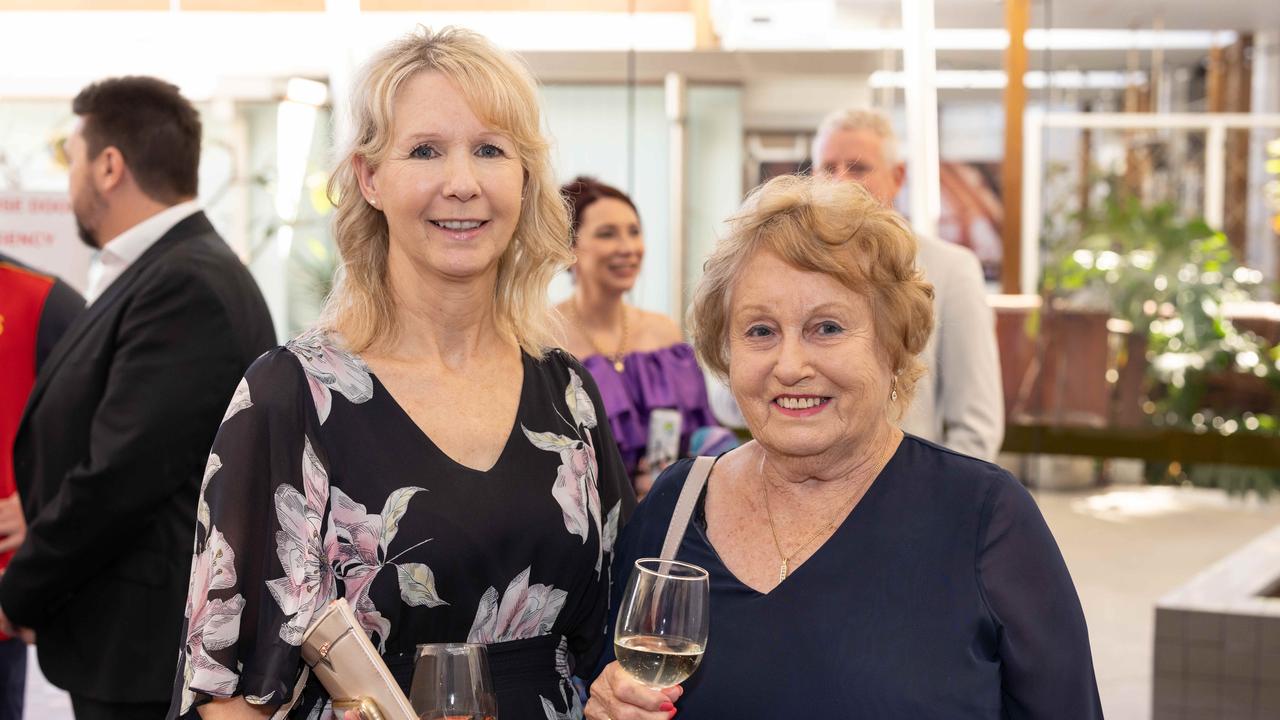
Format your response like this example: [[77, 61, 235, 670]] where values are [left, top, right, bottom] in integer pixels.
[[660, 456, 715, 561]]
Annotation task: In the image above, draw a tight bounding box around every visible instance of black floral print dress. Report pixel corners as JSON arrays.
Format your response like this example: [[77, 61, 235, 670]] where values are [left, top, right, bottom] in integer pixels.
[[168, 329, 634, 720]]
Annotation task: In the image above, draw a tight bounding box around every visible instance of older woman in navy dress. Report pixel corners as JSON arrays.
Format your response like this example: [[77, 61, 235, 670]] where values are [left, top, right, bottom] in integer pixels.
[[586, 175, 1102, 719]]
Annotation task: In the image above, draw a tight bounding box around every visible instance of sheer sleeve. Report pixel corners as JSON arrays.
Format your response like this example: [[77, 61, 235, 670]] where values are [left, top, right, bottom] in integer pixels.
[[170, 348, 337, 718], [563, 351, 637, 674], [976, 472, 1103, 719]]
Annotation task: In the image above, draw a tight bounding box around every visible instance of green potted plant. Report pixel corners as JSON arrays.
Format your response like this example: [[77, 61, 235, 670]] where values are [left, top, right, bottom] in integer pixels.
[[1040, 179, 1280, 494]]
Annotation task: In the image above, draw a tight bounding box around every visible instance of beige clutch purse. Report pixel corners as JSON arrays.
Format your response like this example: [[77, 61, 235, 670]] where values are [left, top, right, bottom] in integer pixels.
[[300, 598, 417, 720]]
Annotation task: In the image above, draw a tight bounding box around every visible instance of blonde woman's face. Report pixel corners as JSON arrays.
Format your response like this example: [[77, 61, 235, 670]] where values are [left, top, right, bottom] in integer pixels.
[[727, 249, 894, 460], [573, 197, 643, 295], [365, 71, 524, 284]]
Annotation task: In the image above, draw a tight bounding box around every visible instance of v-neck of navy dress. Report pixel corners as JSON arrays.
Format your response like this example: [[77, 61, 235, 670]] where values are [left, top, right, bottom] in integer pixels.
[[599, 435, 1103, 719]]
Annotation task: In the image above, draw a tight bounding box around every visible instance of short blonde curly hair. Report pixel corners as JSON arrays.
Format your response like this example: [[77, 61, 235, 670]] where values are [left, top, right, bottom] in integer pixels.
[[322, 26, 573, 356], [689, 174, 934, 414]]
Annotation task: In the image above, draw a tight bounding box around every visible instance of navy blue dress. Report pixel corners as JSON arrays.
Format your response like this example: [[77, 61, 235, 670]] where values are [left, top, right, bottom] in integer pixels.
[[600, 436, 1103, 719]]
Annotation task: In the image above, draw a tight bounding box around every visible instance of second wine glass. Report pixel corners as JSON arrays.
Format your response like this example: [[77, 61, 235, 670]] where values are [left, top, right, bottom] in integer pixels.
[[409, 643, 497, 720], [614, 558, 709, 689]]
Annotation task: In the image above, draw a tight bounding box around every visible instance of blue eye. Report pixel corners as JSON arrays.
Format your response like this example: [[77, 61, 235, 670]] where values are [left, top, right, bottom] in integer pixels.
[[476, 143, 505, 158], [817, 322, 844, 335], [409, 144, 437, 159], [746, 325, 773, 338]]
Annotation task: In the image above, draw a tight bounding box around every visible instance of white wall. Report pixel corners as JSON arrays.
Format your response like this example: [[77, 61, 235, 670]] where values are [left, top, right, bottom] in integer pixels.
[[540, 83, 744, 322], [685, 86, 745, 317], [541, 84, 672, 314], [743, 75, 872, 131]]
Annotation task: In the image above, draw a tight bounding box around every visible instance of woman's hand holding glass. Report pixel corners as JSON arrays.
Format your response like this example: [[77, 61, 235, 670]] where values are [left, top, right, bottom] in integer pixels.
[[585, 559, 708, 720], [585, 664, 681, 720]]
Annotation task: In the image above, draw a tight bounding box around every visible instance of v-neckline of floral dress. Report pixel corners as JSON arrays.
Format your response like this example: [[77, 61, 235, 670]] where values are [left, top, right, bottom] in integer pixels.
[[365, 350, 531, 476], [170, 331, 634, 720]]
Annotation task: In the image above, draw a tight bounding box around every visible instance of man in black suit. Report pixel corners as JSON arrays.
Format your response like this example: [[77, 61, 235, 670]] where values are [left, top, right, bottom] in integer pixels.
[[0, 76, 275, 720]]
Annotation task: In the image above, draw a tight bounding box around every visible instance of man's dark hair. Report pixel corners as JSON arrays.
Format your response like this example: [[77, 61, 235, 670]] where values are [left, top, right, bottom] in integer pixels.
[[72, 76, 202, 203]]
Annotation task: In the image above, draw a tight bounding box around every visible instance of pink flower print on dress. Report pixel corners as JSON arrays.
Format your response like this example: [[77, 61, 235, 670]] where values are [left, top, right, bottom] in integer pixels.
[[266, 437, 336, 645], [286, 329, 374, 424], [179, 454, 245, 714], [467, 567, 568, 644], [325, 485, 444, 652]]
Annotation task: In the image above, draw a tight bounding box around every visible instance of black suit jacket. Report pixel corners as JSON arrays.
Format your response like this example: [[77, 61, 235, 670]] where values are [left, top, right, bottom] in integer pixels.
[[0, 211, 275, 703]]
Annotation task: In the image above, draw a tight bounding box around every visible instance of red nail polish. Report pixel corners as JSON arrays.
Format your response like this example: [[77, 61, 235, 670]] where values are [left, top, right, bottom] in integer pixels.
[[659, 702, 675, 712]]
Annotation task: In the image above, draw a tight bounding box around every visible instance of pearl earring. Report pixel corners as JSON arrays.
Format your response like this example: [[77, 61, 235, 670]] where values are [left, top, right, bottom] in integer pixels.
[[890, 374, 898, 402]]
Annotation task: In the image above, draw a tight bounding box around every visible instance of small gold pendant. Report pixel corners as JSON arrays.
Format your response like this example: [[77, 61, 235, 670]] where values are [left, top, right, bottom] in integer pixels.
[[778, 560, 788, 582], [614, 359, 625, 373]]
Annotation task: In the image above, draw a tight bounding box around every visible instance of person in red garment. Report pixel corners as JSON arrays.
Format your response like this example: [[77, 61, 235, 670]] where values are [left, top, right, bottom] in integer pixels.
[[0, 251, 83, 720]]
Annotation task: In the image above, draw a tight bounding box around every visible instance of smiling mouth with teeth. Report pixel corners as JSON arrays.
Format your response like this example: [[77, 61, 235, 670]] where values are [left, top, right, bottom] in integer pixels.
[[775, 396, 829, 410], [431, 219, 486, 230]]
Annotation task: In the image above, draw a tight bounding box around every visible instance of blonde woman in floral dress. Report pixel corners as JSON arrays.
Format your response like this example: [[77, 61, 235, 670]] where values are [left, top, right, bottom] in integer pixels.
[[168, 27, 632, 720]]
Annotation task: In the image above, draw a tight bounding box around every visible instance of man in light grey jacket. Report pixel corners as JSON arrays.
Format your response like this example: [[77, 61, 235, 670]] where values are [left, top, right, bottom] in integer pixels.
[[811, 107, 1004, 460]]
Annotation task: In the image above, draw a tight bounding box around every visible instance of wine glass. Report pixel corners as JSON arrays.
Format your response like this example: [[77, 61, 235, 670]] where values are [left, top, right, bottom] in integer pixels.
[[409, 643, 498, 720], [614, 558, 710, 688]]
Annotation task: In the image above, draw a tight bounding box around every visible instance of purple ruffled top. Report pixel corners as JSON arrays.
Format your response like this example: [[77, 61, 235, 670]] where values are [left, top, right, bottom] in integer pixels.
[[580, 342, 721, 478]]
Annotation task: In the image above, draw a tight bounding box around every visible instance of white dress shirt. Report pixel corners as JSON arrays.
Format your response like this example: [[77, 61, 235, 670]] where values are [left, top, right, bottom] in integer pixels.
[[84, 200, 202, 305]]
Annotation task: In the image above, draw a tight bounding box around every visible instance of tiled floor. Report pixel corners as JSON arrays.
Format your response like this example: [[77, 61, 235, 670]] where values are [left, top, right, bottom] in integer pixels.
[[1034, 484, 1280, 720], [20, 484, 1280, 720]]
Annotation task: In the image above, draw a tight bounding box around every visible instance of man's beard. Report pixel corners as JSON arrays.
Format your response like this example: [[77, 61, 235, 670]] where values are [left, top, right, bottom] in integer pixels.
[[75, 218, 98, 249], [72, 186, 104, 249]]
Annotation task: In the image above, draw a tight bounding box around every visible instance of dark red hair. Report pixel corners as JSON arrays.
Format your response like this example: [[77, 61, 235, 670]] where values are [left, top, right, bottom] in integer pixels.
[[559, 176, 639, 245]]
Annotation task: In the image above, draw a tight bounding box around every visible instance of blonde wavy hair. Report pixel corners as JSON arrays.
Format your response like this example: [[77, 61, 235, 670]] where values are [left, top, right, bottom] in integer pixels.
[[322, 26, 573, 356], [689, 174, 935, 416]]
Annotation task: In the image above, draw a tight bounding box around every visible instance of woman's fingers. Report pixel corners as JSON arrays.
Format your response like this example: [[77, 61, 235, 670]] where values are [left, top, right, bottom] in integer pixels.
[[605, 664, 678, 718], [586, 663, 678, 720]]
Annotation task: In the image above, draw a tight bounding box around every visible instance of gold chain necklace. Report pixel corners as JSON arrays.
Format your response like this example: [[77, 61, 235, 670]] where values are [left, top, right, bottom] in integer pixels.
[[573, 300, 629, 373], [759, 455, 868, 583]]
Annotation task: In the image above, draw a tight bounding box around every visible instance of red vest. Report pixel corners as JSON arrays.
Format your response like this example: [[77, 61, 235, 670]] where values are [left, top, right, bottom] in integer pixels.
[[0, 260, 56, 574]]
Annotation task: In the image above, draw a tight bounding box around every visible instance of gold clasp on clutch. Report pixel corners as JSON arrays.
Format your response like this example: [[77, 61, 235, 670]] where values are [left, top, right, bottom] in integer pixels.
[[315, 627, 355, 671]]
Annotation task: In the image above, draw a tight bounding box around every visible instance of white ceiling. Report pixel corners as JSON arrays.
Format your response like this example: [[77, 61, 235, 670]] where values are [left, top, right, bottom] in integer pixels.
[[825, 0, 1280, 31], [0, 2, 1268, 97]]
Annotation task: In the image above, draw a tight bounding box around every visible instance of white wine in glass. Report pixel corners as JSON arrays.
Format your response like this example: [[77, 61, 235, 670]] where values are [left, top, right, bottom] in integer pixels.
[[614, 558, 709, 688]]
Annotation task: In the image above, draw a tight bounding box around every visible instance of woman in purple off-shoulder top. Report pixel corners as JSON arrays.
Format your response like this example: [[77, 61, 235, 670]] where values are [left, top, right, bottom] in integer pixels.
[[557, 177, 735, 498]]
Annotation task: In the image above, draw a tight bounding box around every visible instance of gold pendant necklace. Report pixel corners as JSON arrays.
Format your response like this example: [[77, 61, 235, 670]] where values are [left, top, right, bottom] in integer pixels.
[[759, 454, 866, 583], [574, 300, 629, 373]]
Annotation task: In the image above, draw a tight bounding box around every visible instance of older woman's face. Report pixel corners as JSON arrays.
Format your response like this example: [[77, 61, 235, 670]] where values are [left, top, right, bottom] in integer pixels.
[[727, 249, 894, 459], [363, 71, 524, 283]]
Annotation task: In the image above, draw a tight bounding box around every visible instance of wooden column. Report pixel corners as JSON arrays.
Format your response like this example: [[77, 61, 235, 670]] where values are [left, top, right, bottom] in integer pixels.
[[1000, 0, 1029, 293], [1225, 34, 1254, 255], [1122, 47, 1149, 200], [1207, 45, 1226, 111], [691, 0, 719, 51]]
